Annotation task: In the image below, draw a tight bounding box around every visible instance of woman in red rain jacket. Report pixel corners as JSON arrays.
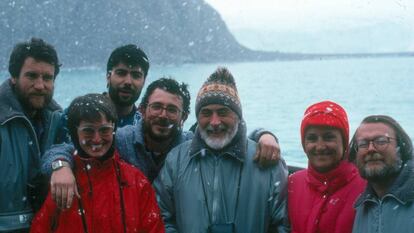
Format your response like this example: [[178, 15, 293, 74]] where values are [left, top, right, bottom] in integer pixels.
[[31, 94, 164, 233], [288, 101, 366, 233]]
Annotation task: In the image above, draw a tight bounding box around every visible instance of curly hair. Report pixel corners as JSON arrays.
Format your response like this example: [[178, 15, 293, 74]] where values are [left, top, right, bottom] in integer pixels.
[[139, 77, 190, 116]]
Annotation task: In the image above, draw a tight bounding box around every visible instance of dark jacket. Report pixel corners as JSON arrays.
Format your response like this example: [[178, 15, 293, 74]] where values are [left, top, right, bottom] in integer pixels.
[[0, 80, 62, 231], [154, 123, 290, 233], [31, 150, 165, 233], [352, 159, 414, 233]]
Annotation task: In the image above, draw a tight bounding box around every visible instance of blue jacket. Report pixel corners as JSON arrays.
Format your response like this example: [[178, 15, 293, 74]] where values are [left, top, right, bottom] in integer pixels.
[[352, 160, 414, 233], [0, 80, 62, 231], [154, 123, 290, 233]]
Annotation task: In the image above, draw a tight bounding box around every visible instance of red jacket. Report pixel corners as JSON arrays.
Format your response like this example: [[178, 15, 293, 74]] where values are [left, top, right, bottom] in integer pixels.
[[288, 161, 366, 233], [31, 150, 165, 233]]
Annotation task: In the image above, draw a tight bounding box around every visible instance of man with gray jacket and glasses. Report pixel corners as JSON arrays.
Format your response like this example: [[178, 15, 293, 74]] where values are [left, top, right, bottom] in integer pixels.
[[349, 115, 414, 233]]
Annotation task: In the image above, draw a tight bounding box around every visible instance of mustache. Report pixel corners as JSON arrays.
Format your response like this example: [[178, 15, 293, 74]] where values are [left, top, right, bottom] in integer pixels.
[[364, 153, 384, 162], [205, 124, 227, 133], [118, 87, 133, 93], [153, 118, 175, 128]]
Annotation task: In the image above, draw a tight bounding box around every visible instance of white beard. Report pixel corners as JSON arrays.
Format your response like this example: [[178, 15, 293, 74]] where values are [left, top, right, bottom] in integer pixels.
[[199, 120, 239, 150]]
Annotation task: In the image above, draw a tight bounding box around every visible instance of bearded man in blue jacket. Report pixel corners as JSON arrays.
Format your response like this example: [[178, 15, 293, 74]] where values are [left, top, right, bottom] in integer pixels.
[[0, 38, 62, 232]]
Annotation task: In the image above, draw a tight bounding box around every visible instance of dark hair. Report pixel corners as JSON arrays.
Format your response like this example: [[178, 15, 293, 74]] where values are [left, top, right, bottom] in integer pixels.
[[349, 115, 413, 162], [106, 44, 149, 77], [140, 77, 191, 116], [8, 37, 60, 78], [67, 94, 118, 150]]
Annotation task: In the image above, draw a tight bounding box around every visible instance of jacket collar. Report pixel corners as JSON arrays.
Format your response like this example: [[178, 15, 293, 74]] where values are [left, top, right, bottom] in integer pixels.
[[307, 161, 360, 195], [0, 79, 61, 124], [355, 159, 414, 207], [189, 120, 247, 162]]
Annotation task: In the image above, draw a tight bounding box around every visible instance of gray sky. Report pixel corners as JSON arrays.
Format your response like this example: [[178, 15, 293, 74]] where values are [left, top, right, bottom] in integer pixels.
[[205, 0, 414, 52], [205, 0, 414, 30]]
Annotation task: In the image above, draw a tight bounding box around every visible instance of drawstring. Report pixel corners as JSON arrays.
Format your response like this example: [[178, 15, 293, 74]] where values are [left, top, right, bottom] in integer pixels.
[[113, 159, 127, 233], [74, 158, 127, 233]]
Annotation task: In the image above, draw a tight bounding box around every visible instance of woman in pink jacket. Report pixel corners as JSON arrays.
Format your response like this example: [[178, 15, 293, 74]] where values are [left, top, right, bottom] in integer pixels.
[[288, 101, 366, 233]]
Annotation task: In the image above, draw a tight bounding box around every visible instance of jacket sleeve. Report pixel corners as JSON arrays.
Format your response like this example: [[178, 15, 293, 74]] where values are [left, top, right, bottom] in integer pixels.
[[139, 178, 166, 233], [30, 192, 58, 233], [153, 154, 178, 233], [268, 159, 291, 233], [41, 142, 75, 177], [248, 127, 279, 143]]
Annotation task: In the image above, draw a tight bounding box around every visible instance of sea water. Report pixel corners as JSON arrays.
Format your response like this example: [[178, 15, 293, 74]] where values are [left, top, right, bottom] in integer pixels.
[[1, 57, 413, 167]]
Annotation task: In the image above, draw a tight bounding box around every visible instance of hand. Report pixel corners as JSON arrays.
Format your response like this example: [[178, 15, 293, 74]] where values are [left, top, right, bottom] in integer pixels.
[[50, 166, 79, 209], [253, 133, 281, 167]]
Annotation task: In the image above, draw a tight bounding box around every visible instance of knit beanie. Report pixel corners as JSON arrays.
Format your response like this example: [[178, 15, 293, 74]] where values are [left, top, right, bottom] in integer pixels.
[[195, 67, 242, 118], [300, 101, 349, 153]]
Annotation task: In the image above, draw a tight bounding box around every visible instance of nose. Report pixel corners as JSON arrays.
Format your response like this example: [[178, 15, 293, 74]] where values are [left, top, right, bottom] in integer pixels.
[[367, 141, 377, 152], [209, 112, 222, 126], [315, 138, 327, 150], [123, 73, 133, 85], [158, 107, 168, 118], [33, 78, 46, 90], [91, 131, 102, 142]]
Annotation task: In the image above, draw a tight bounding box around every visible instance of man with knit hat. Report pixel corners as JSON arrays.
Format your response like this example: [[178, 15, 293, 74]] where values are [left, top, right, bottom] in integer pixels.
[[288, 101, 366, 233], [154, 67, 290, 233], [349, 115, 414, 233]]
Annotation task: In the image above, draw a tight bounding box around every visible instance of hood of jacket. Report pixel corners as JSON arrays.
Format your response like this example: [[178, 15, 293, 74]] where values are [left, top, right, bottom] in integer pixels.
[[0, 79, 61, 124]]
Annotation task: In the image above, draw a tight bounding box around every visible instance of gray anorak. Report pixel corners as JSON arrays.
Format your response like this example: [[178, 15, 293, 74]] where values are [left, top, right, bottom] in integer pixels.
[[154, 123, 290, 233], [352, 159, 414, 233]]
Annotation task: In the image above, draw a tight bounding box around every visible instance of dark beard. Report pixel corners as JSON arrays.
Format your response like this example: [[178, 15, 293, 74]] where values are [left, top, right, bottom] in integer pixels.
[[108, 85, 140, 107], [14, 83, 52, 114], [143, 119, 180, 141]]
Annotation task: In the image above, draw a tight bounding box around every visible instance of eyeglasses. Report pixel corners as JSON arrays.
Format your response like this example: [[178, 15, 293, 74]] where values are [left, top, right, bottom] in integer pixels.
[[355, 136, 396, 152], [77, 124, 115, 138], [148, 103, 182, 119]]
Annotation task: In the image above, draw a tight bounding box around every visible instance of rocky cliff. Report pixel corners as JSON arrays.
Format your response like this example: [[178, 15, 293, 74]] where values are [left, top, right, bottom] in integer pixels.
[[0, 0, 283, 68]]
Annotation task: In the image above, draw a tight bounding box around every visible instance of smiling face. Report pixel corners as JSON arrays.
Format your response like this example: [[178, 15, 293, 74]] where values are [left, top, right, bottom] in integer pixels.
[[77, 115, 114, 158], [11, 57, 55, 114], [355, 122, 402, 181], [198, 104, 239, 150], [303, 126, 344, 173], [107, 62, 145, 107], [141, 88, 184, 141]]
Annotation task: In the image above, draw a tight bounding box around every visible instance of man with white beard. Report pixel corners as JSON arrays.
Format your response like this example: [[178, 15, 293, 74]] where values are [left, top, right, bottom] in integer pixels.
[[154, 67, 290, 233], [349, 115, 414, 233]]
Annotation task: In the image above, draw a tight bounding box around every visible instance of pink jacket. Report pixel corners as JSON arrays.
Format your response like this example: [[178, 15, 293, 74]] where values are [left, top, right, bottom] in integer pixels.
[[288, 161, 366, 233]]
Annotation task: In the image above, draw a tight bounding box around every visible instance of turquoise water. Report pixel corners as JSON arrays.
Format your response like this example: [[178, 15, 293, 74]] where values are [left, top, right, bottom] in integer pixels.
[[1, 57, 413, 167]]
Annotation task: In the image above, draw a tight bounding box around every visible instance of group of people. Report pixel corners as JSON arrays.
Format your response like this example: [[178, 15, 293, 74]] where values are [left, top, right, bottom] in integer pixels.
[[0, 37, 412, 233]]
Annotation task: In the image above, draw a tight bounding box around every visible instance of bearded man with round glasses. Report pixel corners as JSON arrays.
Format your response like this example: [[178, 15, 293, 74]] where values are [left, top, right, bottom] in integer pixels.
[[349, 115, 414, 233]]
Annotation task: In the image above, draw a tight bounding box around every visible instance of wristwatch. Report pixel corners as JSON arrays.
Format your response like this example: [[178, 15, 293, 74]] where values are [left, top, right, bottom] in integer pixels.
[[51, 160, 70, 171]]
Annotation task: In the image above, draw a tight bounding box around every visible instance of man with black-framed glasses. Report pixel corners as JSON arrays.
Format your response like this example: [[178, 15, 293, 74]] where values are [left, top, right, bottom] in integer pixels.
[[349, 115, 414, 233]]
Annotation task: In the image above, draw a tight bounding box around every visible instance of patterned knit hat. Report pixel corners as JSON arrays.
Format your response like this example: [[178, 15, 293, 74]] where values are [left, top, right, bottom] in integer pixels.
[[300, 101, 349, 153], [195, 67, 242, 118]]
